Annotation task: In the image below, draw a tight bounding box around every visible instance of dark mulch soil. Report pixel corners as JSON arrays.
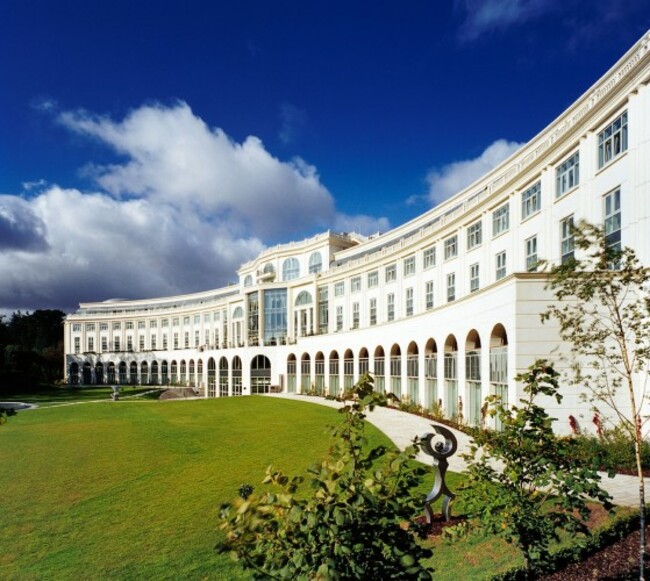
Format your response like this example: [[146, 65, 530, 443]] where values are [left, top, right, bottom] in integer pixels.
[[542, 526, 650, 580]]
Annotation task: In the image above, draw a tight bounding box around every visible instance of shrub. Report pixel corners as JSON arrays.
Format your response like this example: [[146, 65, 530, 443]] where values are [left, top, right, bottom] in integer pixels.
[[448, 360, 613, 576], [217, 373, 433, 579]]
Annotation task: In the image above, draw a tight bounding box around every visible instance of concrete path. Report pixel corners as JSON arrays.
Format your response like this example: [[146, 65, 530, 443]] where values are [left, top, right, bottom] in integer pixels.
[[266, 393, 647, 508]]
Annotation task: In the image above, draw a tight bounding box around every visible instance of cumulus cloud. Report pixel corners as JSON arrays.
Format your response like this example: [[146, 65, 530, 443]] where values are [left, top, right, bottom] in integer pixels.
[[0, 196, 49, 252], [58, 102, 341, 238], [0, 102, 389, 312], [427, 139, 523, 206], [0, 186, 264, 312], [456, 0, 557, 41]]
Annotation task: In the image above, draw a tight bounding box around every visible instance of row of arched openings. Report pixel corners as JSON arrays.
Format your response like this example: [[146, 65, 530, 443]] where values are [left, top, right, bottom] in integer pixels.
[[285, 324, 508, 427]]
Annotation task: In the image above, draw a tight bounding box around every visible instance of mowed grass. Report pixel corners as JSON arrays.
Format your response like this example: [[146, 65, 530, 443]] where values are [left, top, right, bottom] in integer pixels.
[[0, 393, 614, 580], [0, 396, 395, 579]]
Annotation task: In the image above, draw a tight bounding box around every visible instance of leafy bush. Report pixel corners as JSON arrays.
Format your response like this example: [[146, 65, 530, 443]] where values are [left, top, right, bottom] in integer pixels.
[[570, 425, 650, 473], [448, 360, 613, 575], [217, 373, 433, 579]]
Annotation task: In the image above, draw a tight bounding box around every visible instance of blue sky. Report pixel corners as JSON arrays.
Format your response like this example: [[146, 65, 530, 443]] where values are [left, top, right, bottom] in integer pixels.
[[1, 0, 649, 313]]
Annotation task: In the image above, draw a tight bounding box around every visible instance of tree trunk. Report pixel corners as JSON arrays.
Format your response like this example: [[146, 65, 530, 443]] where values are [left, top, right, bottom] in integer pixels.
[[635, 417, 646, 581]]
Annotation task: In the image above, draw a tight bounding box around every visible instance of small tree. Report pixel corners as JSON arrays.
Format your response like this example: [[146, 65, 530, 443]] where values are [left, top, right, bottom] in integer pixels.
[[451, 361, 612, 576], [217, 373, 433, 579], [542, 221, 650, 579]]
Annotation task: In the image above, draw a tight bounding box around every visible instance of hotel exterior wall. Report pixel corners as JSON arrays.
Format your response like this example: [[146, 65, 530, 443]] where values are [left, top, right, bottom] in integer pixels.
[[63, 30, 650, 434]]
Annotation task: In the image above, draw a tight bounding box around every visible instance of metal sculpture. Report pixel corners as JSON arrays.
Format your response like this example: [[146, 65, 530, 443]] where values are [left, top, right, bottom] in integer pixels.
[[420, 424, 457, 522]]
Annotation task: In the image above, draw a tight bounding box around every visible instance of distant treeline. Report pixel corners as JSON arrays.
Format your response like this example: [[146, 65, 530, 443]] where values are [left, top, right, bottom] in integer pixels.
[[1, 310, 65, 392]]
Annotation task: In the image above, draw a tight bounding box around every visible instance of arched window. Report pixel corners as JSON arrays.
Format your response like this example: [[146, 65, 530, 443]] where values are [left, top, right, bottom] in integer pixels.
[[374, 346, 385, 393], [207, 357, 216, 397], [308, 252, 323, 274], [287, 354, 297, 393], [406, 341, 419, 404], [444, 335, 458, 418], [314, 352, 325, 395], [295, 291, 313, 306], [244, 274, 253, 287], [232, 356, 242, 396], [466, 330, 482, 426], [301, 353, 311, 392], [282, 257, 300, 281], [490, 324, 509, 430], [424, 339, 438, 409], [233, 306, 244, 319], [263, 263, 275, 275]]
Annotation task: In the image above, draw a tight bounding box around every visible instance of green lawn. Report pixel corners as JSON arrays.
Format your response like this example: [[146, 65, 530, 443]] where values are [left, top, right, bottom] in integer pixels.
[[0, 396, 404, 579], [0, 395, 615, 579]]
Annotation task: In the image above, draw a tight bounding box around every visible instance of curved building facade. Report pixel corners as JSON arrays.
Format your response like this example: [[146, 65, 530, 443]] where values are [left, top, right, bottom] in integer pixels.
[[64, 31, 650, 431]]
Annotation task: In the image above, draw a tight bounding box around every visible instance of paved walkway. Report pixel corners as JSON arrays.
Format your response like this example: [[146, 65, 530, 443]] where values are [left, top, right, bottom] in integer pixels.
[[267, 393, 647, 508]]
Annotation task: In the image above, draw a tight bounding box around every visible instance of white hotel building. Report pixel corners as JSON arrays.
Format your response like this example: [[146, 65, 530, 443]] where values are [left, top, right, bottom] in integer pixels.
[[64, 31, 650, 431]]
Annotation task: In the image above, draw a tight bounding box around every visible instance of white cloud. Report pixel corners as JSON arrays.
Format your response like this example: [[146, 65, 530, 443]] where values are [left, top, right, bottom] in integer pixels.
[[426, 139, 523, 206], [0, 186, 264, 312], [0, 102, 390, 312], [58, 102, 340, 238], [456, 0, 557, 41]]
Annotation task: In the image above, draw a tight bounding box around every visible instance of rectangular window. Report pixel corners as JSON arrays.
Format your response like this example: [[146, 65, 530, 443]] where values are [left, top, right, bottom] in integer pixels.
[[467, 220, 482, 250], [470, 263, 480, 292], [139, 335, 145, 350], [561, 215, 575, 264], [556, 151, 579, 197], [526, 235, 538, 272], [125, 321, 134, 330], [204, 313, 210, 323], [74, 337, 80, 354], [205, 330, 210, 345], [367, 270, 379, 288], [184, 332, 189, 348], [446, 273, 456, 302], [444, 235, 458, 260], [126, 336, 133, 351], [101, 336, 108, 352], [194, 314, 200, 325], [137, 321, 146, 329], [73, 323, 81, 332], [318, 286, 329, 334], [87, 336, 94, 352], [161, 318, 169, 327], [604, 188, 621, 253], [369, 298, 377, 325], [492, 203, 510, 237], [151, 335, 157, 350], [334, 281, 344, 296], [100, 323, 108, 331], [195, 330, 200, 347], [405, 288, 414, 316], [183, 316, 190, 325], [114, 337, 121, 351], [336, 306, 343, 331], [172, 317, 179, 327], [521, 181, 541, 219], [425, 281, 434, 310], [423, 246, 436, 269], [351, 276, 361, 293], [403, 256, 416, 277], [352, 302, 360, 329], [496, 251, 507, 280], [385, 263, 397, 282], [149, 320, 157, 328], [113, 322, 121, 331], [162, 334, 168, 349], [598, 111, 628, 168], [387, 293, 395, 321], [86, 323, 95, 331]]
